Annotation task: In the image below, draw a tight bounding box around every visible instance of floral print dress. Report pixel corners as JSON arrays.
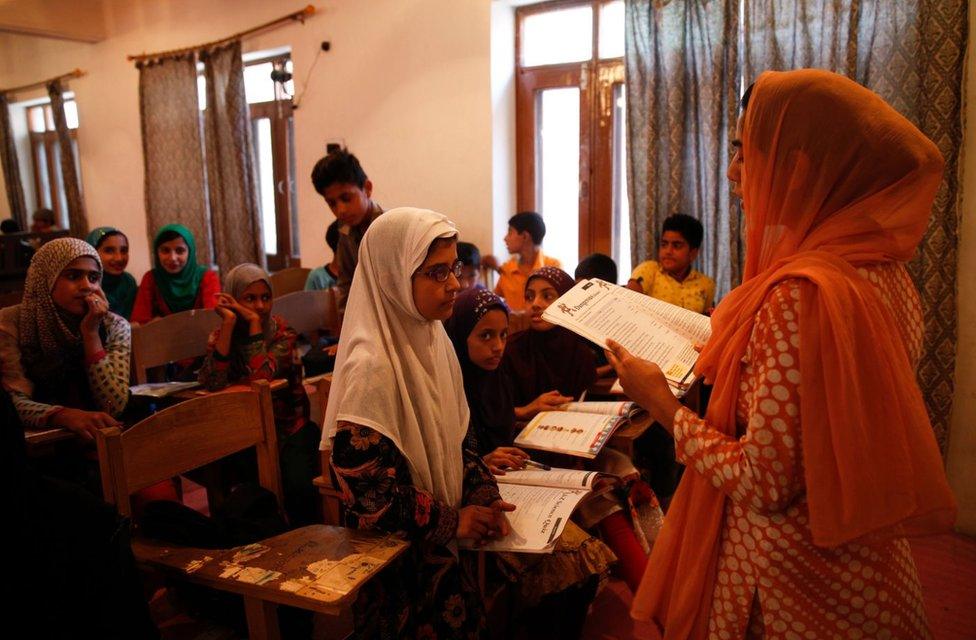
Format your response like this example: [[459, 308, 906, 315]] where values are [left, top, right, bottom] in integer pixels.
[[331, 421, 502, 639]]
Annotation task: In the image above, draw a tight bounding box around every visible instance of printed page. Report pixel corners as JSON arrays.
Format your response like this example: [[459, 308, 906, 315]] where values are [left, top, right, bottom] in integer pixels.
[[497, 467, 598, 490], [609, 378, 688, 399], [560, 401, 636, 417], [467, 484, 589, 553], [542, 279, 709, 385], [129, 381, 200, 397], [515, 411, 623, 459]]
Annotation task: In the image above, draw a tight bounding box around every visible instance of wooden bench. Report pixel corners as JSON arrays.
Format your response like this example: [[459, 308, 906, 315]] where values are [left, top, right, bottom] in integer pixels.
[[95, 380, 407, 638]]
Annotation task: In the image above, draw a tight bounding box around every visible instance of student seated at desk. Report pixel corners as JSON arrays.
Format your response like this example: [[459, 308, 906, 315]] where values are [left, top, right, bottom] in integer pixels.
[[87, 226, 138, 320], [503, 266, 594, 419], [446, 287, 614, 638], [501, 266, 662, 592], [131, 224, 220, 325], [324, 208, 514, 638], [198, 263, 320, 526], [626, 213, 716, 314], [0, 238, 129, 438]]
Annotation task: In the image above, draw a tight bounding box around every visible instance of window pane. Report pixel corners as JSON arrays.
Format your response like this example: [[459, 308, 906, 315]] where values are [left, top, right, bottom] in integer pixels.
[[63, 100, 79, 129], [197, 74, 207, 111], [28, 107, 46, 132], [244, 62, 276, 104], [536, 87, 580, 269], [599, 1, 625, 59], [35, 143, 52, 209], [284, 59, 295, 98], [252, 118, 277, 255], [522, 6, 593, 67], [612, 84, 631, 280], [44, 106, 55, 131]]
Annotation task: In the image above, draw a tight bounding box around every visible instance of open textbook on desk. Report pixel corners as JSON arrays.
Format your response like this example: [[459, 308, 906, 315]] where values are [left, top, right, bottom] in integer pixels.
[[461, 468, 605, 553], [542, 278, 711, 389]]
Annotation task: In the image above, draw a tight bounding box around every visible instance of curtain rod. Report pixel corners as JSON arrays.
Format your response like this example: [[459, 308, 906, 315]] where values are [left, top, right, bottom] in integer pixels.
[[0, 68, 86, 96], [127, 4, 316, 63]]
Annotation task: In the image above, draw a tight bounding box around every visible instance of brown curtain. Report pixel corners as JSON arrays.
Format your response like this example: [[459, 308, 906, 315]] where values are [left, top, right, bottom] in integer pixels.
[[742, 0, 968, 451], [624, 0, 741, 297], [202, 40, 264, 273], [46, 80, 88, 237], [138, 55, 212, 265], [0, 93, 27, 228]]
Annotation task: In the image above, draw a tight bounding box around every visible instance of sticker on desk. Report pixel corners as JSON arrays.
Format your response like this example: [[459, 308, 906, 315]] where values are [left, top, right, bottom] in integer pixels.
[[234, 566, 281, 586], [220, 564, 243, 579], [231, 543, 269, 564], [363, 536, 404, 562], [306, 557, 342, 577], [184, 556, 213, 574], [279, 578, 312, 593]]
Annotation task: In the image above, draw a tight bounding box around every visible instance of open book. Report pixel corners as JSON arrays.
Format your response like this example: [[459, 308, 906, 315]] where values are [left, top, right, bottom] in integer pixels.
[[462, 468, 600, 553], [542, 278, 711, 389], [129, 381, 200, 398], [558, 400, 643, 419], [515, 410, 625, 459]]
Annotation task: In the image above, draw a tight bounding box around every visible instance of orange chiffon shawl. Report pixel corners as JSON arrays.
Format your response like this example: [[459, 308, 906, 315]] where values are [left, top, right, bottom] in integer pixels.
[[631, 69, 957, 637]]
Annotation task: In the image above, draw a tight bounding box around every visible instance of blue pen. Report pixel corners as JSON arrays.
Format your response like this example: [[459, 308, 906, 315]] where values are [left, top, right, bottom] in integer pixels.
[[525, 459, 551, 471]]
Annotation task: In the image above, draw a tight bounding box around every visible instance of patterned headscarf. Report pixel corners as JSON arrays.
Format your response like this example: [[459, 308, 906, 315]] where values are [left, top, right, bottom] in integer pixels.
[[526, 266, 575, 296], [223, 262, 275, 342], [18, 237, 103, 386], [152, 224, 208, 313]]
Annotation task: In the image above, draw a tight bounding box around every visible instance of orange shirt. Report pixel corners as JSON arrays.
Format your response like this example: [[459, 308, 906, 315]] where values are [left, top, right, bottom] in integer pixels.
[[493, 251, 561, 311]]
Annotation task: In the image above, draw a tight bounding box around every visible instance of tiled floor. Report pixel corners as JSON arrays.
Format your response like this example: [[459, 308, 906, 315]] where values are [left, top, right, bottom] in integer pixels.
[[581, 533, 976, 640]]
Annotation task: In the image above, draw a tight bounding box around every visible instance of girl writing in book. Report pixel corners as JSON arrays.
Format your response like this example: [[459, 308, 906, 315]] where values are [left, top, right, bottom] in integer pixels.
[[131, 224, 220, 324], [197, 263, 320, 526], [86, 227, 138, 320], [500, 266, 662, 593], [445, 286, 615, 639], [611, 70, 956, 638], [323, 208, 515, 639]]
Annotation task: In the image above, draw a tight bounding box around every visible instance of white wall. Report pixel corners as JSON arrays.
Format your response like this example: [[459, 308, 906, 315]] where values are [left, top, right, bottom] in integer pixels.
[[0, 0, 495, 275], [946, 5, 976, 536]]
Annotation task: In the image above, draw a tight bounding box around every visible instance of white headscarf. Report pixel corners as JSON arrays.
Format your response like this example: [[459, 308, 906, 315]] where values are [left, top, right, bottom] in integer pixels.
[[322, 208, 468, 507]]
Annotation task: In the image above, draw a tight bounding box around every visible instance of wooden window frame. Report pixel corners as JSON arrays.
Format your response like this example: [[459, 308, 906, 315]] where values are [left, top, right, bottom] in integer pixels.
[[515, 0, 625, 261], [244, 55, 299, 271], [26, 103, 79, 226]]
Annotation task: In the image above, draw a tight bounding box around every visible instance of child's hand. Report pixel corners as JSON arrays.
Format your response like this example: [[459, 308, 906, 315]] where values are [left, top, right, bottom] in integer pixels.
[[532, 390, 574, 414], [80, 290, 109, 335], [481, 254, 500, 271], [483, 447, 529, 475]]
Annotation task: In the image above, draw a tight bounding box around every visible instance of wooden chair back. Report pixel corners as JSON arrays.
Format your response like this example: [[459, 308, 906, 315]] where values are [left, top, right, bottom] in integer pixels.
[[96, 380, 282, 518], [269, 267, 311, 298], [274, 288, 338, 339], [130, 308, 221, 384]]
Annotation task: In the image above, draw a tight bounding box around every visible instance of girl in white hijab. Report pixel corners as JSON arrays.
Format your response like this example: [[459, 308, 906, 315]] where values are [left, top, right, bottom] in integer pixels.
[[324, 208, 513, 639]]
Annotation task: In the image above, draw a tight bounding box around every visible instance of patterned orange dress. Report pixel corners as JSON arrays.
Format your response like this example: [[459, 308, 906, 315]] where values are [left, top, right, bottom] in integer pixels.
[[672, 263, 930, 639]]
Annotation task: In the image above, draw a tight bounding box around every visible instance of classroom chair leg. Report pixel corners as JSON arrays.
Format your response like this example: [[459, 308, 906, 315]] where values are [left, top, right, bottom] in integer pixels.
[[244, 597, 281, 640]]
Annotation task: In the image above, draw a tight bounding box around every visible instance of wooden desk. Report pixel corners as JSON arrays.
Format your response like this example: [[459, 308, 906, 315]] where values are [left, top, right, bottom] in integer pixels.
[[135, 525, 408, 639], [23, 380, 290, 448]]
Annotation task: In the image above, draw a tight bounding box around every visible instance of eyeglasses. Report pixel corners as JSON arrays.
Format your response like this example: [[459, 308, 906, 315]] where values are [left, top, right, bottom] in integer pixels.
[[415, 259, 464, 283]]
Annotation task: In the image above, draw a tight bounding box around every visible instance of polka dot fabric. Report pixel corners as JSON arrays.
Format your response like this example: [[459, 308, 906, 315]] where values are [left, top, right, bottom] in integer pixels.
[[672, 263, 930, 639]]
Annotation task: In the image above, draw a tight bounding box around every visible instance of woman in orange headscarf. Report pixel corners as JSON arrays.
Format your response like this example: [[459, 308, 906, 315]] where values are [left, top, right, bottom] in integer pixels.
[[607, 69, 956, 639]]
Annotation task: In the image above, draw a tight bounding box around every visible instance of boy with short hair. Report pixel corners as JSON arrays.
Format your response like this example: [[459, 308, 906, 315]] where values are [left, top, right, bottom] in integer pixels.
[[456, 241, 481, 291], [305, 221, 340, 291], [575, 252, 618, 284], [626, 213, 716, 313], [490, 211, 560, 311], [310, 148, 382, 320]]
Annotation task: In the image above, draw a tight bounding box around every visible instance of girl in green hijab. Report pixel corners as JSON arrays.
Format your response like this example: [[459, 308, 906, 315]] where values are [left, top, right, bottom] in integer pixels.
[[131, 224, 220, 324], [85, 227, 138, 319]]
